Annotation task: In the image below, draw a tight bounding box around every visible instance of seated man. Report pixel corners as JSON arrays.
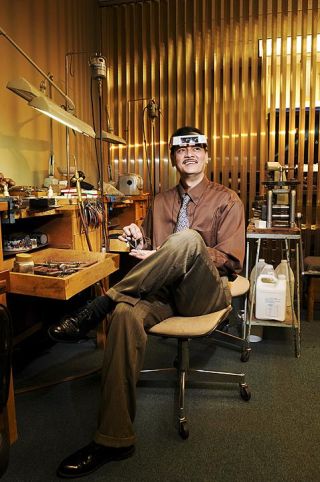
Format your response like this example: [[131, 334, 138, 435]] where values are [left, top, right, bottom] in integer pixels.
[[49, 126, 245, 479]]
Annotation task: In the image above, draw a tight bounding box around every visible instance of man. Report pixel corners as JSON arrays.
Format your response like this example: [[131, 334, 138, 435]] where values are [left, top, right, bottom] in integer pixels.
[[49, 126, 245, 478]]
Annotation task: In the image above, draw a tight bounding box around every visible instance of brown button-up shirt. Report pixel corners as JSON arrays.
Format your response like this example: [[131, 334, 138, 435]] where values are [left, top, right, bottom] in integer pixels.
[[142, 176, 245, 277]]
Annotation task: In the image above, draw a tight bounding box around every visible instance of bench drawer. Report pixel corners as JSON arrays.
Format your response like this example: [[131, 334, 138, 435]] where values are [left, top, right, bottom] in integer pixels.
[[5, 248, 119, 300]]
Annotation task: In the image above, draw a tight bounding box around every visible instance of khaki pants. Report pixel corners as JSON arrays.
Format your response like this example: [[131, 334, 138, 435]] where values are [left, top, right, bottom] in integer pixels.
[[94, 229, 231, 447]]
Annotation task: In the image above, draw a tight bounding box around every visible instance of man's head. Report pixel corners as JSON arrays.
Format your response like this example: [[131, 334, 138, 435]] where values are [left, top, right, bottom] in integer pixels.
[[169, 126, 208, 179]]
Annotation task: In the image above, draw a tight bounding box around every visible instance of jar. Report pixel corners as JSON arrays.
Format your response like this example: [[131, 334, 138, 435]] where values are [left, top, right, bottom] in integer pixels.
[[13, 253, 34, 274]]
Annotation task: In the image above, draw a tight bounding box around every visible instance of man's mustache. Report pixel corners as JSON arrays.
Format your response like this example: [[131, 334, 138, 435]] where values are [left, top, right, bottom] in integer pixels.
[[183, 158, 197, 163]]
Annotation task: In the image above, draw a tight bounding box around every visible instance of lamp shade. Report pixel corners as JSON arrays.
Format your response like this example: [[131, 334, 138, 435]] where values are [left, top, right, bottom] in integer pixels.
[[98, 130, 127, 145], [28, 96, 96, 138], [6, 77, 43, 102]]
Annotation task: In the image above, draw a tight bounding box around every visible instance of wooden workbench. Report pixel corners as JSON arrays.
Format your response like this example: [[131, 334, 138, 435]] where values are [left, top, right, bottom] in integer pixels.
[[0, 200, 119, 444]]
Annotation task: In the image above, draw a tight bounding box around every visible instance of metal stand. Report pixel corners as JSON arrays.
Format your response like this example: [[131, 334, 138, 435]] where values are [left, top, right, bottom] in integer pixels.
[[245, 225, 302, 358]]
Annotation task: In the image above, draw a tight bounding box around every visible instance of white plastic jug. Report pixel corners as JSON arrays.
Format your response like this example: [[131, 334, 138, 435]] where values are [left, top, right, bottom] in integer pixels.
[[255, 273, 286, 321], [249, 259, 266, 301], [275, 260, 295, 307]]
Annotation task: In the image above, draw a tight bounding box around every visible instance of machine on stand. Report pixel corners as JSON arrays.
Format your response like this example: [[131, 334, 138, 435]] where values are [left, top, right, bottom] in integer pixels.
[[252, 162, 300, 228], [263, 162, 300, 228]]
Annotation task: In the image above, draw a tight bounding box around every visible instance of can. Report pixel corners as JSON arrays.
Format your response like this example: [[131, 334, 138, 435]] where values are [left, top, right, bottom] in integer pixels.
[[13, 253, 34, 274]]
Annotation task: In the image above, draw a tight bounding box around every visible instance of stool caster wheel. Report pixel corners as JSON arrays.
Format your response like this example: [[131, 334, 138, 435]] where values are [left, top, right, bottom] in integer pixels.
[[240, 384, 251, 401], [179, 420, 189, 439], [240, 348, 251, 362]]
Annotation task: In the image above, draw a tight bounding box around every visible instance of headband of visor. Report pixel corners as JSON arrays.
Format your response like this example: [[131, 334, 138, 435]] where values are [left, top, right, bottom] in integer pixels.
[[169, 134, 208, 150]]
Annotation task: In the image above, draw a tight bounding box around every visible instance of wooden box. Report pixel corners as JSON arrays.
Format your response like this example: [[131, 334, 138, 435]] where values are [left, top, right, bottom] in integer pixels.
[[5, 248, 119, 300]]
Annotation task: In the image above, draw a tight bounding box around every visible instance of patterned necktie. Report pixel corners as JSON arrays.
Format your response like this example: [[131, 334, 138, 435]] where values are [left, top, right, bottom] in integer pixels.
[[174, 193, 191, 232]]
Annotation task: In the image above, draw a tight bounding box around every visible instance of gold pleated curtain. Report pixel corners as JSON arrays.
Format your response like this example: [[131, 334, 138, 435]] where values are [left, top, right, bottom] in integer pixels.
[[100, 0, 320, 255]]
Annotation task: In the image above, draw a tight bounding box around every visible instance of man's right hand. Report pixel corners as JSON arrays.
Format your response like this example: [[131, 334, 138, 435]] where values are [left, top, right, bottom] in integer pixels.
[[118, 223, 144, 250]]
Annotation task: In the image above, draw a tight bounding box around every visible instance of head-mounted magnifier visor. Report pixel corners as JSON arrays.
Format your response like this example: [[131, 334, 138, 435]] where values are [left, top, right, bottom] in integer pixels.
[[169, 134, 208, 149]]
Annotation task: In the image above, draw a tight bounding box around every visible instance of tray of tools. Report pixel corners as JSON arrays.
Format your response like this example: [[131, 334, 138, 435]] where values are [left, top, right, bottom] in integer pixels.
[[6, 248, 119, 300], [33, 260, 97, 277]]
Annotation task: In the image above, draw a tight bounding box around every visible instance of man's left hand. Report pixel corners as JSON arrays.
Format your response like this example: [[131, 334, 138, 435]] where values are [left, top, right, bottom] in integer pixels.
[[129, 249, 156, 260]]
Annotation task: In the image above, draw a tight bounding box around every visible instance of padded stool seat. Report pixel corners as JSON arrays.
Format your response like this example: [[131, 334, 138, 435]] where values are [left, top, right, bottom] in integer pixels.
[[149, 307, 231, 337]]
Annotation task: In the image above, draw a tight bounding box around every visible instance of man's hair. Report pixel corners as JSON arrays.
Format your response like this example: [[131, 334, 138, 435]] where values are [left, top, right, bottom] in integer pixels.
[[171, 126, 203, 138], [170, 126, 207, 154]]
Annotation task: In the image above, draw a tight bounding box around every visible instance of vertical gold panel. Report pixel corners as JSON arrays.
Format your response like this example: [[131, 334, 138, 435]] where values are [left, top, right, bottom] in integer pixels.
[[125, 5, 132, 173], [239, 0, 249, 212], [202, 0, 210, 138], [306, 0, 318, 226], [185, 0, 192, 126], [297, 1, 308, 215], [268, 0, 278, 164], [141, 3, 150, 188], [152, 0, 161, 192], [168, 0, 178, 187], [194, 0, 202, 130], [221, 1, 231, 187], [258, 0, 268, 193], [278, 0, 288, 166], [248, 0, 259, 215], [288, 0, 298, 173], [133, 4, 140, 177], [230, 0, 239, 194], [159, 0, 168, 191], [177, 0, 186, 127], [212, 1, 221, 183]]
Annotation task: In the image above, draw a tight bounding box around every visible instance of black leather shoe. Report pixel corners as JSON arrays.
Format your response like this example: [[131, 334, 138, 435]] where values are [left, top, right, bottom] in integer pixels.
[[57, 441, 135, 478], [48, 306, 100, 343]]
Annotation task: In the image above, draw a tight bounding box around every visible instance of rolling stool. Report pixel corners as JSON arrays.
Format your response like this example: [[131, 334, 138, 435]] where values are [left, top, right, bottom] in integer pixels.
[[141, 276, 251, 439]]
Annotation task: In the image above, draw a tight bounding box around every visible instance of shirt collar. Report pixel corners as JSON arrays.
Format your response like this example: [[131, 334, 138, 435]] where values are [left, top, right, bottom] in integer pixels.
[[177, 176, 209, 204]]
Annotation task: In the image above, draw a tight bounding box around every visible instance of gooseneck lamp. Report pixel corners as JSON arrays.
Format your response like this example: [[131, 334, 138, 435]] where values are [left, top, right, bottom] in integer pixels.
[[0, 26, 95, 138]]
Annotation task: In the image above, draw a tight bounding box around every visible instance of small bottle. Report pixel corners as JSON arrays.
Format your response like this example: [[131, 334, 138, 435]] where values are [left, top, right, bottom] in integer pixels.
[[48, 185, 54, 198], [3, 183, 9, 197], [13, 253, 34, 274]]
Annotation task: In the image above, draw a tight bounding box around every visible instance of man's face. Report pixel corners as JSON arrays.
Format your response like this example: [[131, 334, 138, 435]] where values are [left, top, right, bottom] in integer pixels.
[[172, 145, 208, 176]]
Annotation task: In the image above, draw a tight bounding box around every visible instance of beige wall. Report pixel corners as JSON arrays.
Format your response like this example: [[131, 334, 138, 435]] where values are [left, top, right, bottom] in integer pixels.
[[0, 0, 99, 189]]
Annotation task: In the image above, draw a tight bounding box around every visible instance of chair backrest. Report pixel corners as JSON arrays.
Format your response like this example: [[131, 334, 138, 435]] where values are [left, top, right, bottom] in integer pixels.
[[229, 275, 250, 298]]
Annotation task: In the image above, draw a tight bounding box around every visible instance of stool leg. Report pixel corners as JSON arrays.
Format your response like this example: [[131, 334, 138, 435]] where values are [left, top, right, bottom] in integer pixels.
[[177, 340, 189, 439]]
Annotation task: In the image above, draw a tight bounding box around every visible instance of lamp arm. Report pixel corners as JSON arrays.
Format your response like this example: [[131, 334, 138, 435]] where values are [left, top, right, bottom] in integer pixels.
[[0, 26, 75, 112]]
